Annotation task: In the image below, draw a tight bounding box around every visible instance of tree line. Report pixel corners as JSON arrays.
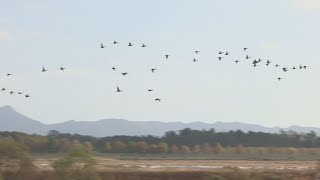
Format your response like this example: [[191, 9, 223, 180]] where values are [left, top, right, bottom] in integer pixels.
[[0, 128, 319, 154]]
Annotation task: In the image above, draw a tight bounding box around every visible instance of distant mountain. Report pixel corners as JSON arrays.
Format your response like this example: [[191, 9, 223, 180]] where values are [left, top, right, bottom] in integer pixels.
[[0, 106, 319, 137]]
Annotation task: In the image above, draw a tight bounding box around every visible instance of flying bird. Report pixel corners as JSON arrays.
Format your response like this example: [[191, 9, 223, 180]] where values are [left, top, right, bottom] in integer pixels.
[[25, 94, 30, 98], [112, 67, 116, 71], [60, 67, 66, 71], [6, 73, 12, 76], [246, 55, 251, 59], [218, 57, 223, 61], [42, 67, 48, 72], [1, 88, 6, 91], [244, 48, 248, 51], [292, 66, 296, 70], [128, 42, 134, 47], [195, 51, 200, 54], [218, 51, 224, 54], [278, 77, 282, 81], [275, 64, 280, 67], [148, 89, 154, 92], [151, 68, 157, 73], [100, 43, 105, 48], [116, 86, 122, 92], [18, 92, 23, 95], [165, 55, 170, 59], [9, 91, 14, 95], [225, 51, 229, 55], [113, 41, 119, 44], [122, 72, 128, 76], [155, 98, 161, 102], [142, 44, 147, 48], [235, 60, 240, 64], [282, 67, 288, 72], [193, 58, 198, 62], [303, 65, 308, 69]]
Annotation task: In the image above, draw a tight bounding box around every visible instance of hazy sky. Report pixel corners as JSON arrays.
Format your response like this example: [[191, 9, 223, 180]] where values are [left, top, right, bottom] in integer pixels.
[[0, 0, 319, 127]]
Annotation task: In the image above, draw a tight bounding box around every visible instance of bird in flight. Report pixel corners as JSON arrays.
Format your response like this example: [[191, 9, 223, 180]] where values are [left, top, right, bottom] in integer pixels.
[[303, 65, 308, 69], [128, 42, 134, 47], [275, 64, 280, 67], [278, 77, 282, 81], [116, 86, 122, 93], [195, 51, 200, 54], [193, 58, 198, 62], [112, 67, 116, 71], [148, 89, 154, 92], [155, 98, 161, 102], [18, 92, 23, 95], [266, 60, 271, 66], [113, 41, 119, 44], [1, 88, 6, 91], [9, 91, 14, 95], [299, 65, 303, 69], [292, 66, 296, 70], [100, 43, 105, 48], [244, 48, 248, 51], [282, 67, 288, 72], [142, 44, 147, 48], [218, 51, 224, 54], [218, 57, 223, 61], [42, 67, 48, 72], [6, 73, 12, 76], [225, 51, 229, 55], [165, 55, 170, 59], [235, 60, 240, 64], [60, 67, 66, 71], [246, 55, 251, 59], [122, 72, 128, 76], [25, 94, 30, 98], [151, 68, 157, 73]]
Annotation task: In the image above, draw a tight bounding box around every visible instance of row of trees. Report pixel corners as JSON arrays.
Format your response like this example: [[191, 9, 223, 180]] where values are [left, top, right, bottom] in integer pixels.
[[0, 128, 320, 154]]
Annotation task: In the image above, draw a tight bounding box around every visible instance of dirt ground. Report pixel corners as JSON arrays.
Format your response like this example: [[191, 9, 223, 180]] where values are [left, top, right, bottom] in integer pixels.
[[33, 157, 318, 172]]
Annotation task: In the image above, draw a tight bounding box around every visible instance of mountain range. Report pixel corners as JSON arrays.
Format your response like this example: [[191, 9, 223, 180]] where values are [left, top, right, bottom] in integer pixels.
[[0, 105, 319, 137]]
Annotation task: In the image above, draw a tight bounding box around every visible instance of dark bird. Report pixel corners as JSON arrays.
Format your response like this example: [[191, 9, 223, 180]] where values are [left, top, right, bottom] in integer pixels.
[[25, 94, 30, 98], [155, 98, 161, 102], [6, 73, 12, 76], [218, 51, 224, 54], [42, 67, 47, 72], [246, 55, 251, 59], [303, 65, 308, 69], [275, 64, 280, 67], [266, 60, 271, 64], [299, 65, 303, 69], [113, 41, 119, 44], [116, 86, 122, 93], [282, 67, 288, 72], [112, 67, 116, 71], [151, 68, 157, 73], [100, 43, 105, 48], [122, 72, 128, 76], [128, 42, 134, 47], [142, 44, 147, 48], [148, 89, 154, 92], [218, 57, 223, 61], [18, 92, 23, 95], [225, 51, 229, 55], [278, 77, 282, 81], [165, 55, 170, 59], [193, 58, 198, 62], [1, 88, 6, 91], [235, 60, 240, 64], [60, 67, 66, 71], [195, 51, 200, 54], [9, 91, 14, 95], [244, 48, 248, 51], [292, 66, 296, 70]]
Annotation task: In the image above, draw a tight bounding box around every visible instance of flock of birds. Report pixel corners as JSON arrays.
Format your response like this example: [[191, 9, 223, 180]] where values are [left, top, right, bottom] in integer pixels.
[[100, 41, 309, 102], [1, 40, 309, 102]]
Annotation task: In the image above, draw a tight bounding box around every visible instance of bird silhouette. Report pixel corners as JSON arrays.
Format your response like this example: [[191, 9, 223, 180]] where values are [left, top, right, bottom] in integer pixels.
[[9, 91, 14, 95], [225, 51, 229, 55], [1, 88, 6, 91], [116, 86, 122, 92], [235, 60, 240, 64], [148, 89, 154, 92], [128, 42, 134, 47], [299, 65, 303, 69], [100, 43, 105, 48], [18, 92, 23, 95], [218, 57, 223, 61], [193, 58, 198, 62], [246, 55, 251, 59], [282, 67, 288, 72], [6, 73, 12, 76], [244, 48, 248, 51], [112, 67, 116, 71], [165, 55, 170, 59], [218, 51, 224, 54], [42, 67, 48, 72], [142, 44, 147, 48], [275, 64, 280, 67], [303, 65, 308, 69], [25, 94, 30, 98], [60, 67, 66, 71], [151, 68, 157, 73], [155, 98, 161, 102], [292, 66, 296, 70], [278, 77, 282, 81], [195, 51, 200, 54], [113, 41, 119, 44], [122, 72, 128, 76]]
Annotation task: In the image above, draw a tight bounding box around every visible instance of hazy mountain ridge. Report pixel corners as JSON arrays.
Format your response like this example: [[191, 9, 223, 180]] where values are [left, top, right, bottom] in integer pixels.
[[0, 106, 319, 137]]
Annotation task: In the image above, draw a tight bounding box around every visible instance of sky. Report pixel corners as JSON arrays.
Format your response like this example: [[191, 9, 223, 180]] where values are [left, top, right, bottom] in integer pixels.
[[0, 0, 319, 127]]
